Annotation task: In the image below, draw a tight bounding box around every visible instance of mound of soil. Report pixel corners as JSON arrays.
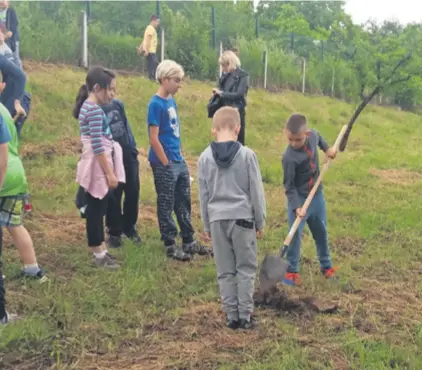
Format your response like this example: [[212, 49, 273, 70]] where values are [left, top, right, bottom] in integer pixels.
[[253, 286, 339, 318]]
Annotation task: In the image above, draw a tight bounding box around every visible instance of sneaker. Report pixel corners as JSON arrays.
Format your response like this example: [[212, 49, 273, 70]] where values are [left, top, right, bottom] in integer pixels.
[[107, 235, 122, 249], [166, 245, 192, 261], [239, 317, 256, 330], [0, 312, 20, 325], [92, 253, 120, 269], [322, 267, 339, 280], [124, 229, 142, 245], [282, 272, 301, 286], [182, 240, 213, 256], [22, 269, 48, 284], [226, 319, 239, 330]]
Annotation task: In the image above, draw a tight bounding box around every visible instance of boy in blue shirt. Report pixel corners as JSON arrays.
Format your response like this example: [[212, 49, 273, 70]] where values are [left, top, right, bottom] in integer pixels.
[[147, 60, 211, 261]]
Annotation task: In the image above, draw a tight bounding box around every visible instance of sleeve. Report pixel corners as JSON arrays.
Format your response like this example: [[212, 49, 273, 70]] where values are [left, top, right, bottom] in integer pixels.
[[8, 8, 18, 35], [248, 151, 266, 230], [0, 115, 11, 144], [197, 156, 211, 232], [282, 156, 301, 211], [86, 106, 105, 155], [221, 74, 249, 101], [148, 101, 161, 127], [0, 55, 25, 114], [145, 25, 153, 37], [316, 131, 329, 152]]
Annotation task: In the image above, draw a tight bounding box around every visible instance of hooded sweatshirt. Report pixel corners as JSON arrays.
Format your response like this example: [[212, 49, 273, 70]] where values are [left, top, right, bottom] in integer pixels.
[[197, 141, 266, 232]]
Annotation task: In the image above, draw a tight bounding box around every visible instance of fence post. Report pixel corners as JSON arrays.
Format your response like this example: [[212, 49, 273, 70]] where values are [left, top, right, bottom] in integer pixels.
[[81, 11, 88, 69], [263, 51, 268, 90], [161, 28, 165, 61], [219, 41, 223, 77], [302, 57, 306, 94], [211, 7, 216, 49]]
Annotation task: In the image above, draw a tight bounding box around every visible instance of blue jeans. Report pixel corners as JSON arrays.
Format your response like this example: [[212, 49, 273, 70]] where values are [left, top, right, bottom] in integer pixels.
[[286, 190, 332, 273]]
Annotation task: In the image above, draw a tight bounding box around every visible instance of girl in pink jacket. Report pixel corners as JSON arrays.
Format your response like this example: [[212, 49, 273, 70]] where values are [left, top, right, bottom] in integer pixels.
[[73, 67, 125, 269]]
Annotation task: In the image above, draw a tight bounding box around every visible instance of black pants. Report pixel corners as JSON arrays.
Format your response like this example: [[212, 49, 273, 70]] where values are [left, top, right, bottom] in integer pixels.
[[238, 109, 246, 145], [0, 227, 6, 319], [106, 159, 140, 237], [86, 192, 109, 247], [151, 161, 195, 246], [147, 53, 158, 80]]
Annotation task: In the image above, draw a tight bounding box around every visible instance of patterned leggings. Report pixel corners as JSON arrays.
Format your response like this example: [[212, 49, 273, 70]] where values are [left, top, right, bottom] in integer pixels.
[[151, 160, 195, 246]]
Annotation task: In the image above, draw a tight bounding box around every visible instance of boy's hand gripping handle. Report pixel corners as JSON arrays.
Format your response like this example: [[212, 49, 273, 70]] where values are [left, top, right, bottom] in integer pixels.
[[280, 125, 348, 258]]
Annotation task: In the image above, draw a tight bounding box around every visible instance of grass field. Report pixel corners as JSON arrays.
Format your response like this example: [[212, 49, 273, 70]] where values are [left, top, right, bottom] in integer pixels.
[[1, 61, 422, 370]]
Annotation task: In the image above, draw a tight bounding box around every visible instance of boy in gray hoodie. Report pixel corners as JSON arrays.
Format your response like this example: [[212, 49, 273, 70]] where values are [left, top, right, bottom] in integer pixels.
[[197, 106, 266, 330]]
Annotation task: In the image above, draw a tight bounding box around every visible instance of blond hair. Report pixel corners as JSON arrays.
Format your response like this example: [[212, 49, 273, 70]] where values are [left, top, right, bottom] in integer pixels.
[[213, 106, 240, 132], [155, 59, 185, 83], [219, 51, 241, 72]]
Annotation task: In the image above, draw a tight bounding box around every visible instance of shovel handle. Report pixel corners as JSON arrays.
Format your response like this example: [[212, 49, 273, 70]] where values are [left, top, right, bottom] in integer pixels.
[[280, 124, 348, 256]]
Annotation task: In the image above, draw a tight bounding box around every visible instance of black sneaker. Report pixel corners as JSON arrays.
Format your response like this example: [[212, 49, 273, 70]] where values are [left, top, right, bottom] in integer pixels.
[[182, 241, 213, 256], [239, 317, 256, 330], [108, 235, 122, 249], [124, 229, 142, 246], [226, 319, 239, 330], [166, 245, 192, 261]]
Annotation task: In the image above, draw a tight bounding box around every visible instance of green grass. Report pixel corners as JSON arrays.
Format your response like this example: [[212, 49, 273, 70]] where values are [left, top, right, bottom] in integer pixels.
[[2, 60, 422, 369]]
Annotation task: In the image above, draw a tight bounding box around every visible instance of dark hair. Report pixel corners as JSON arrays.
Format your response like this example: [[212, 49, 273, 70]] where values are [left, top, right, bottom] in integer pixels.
[[150, 14, 159, 22], [72, 66, 116, 119], [286, 113, 307, 134]]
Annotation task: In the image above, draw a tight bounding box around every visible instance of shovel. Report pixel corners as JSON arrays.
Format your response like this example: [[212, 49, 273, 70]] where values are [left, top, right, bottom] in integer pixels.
[[259, 124, 348, 293]]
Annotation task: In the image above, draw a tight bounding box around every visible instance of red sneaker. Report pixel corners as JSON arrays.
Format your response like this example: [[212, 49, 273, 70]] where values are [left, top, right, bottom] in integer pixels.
[[282, 272, 301, 286], [322, 267, 338, 280]]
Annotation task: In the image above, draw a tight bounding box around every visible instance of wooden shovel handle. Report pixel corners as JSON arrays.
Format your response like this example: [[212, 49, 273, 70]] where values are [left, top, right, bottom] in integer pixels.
[[283, 124, 348, 247]]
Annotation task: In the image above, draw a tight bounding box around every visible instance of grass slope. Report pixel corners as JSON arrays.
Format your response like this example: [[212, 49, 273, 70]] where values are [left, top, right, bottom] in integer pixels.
[[1, 61, 422, 369]]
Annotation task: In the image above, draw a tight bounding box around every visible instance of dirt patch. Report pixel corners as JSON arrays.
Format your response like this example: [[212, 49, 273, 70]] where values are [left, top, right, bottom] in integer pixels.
[[78, 302, 263, 370], [21, 211, 85, 246], [332, 236, 366, 257], [369, 168, 422, 185], [21, 137, 81, 160], [253, 286, 339, 319], [138, 205, 157, 225]]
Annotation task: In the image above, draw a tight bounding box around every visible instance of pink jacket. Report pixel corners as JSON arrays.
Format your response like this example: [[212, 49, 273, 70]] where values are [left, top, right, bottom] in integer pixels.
[[76, 136, 126, 199]]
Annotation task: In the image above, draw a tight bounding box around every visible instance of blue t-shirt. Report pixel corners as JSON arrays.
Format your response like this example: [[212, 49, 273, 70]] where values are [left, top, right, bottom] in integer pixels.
[[147, 94, 183, 164]]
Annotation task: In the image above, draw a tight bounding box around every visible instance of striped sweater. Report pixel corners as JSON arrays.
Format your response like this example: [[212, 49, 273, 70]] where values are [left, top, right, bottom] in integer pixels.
[[78, 100, 112, 155]]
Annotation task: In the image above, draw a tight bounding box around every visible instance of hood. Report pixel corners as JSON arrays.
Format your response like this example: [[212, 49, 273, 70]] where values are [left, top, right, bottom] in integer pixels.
[[210, 141, 242, 168]]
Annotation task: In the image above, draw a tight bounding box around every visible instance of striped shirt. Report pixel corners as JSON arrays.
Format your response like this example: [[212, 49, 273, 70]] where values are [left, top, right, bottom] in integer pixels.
[[78, 100, 112, 155]]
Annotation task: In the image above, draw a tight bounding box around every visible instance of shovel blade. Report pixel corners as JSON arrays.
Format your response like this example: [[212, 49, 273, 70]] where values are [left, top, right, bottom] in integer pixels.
[[259, 254, 289, 292]]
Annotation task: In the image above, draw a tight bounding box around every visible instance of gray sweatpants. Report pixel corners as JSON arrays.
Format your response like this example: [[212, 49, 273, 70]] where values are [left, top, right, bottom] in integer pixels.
[[210, 219, 257, 321]]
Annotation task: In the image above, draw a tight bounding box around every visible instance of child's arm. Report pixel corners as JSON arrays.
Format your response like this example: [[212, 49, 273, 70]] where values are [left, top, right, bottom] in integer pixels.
[[197, 157, 211, 235], [282, 156, 301, 212], [0, 116, 10, 190], [248, 152, 266, 232], [148, 102, 169, 166], [317, 131, 337, 160], [86, 106, 117, 189]]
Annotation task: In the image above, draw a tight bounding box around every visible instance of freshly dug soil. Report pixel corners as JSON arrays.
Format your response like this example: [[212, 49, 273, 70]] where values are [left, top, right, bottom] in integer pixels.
[[253, 286, 339, 317]]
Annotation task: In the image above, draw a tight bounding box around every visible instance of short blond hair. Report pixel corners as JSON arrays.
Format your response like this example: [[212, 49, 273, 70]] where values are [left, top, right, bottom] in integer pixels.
[[213, 106, 240, 132], [219, 51, 241, 72], [155, 59, 185, 83]]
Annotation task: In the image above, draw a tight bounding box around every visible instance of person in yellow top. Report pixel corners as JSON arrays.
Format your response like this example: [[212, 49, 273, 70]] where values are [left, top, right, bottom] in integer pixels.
[[137, 14, 160, 81]]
